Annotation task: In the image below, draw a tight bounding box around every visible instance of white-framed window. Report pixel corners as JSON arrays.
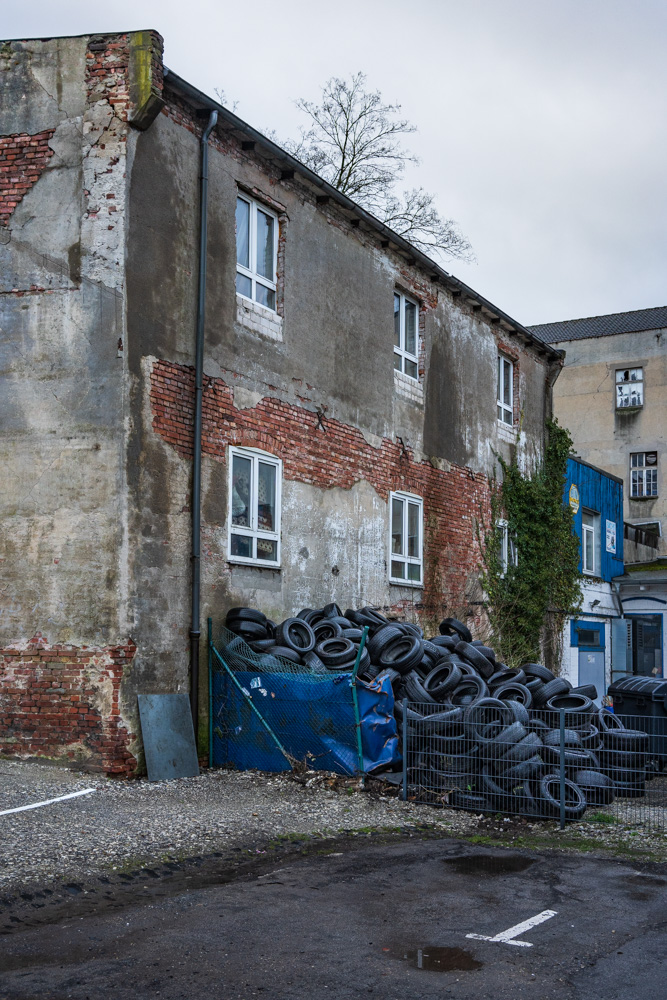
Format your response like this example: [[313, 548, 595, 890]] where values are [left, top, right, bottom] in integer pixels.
[[630, 451, 658, 497], [229, 447, 281, 567], [582, 508, 600, 576], [496, 519, 518, 577], [393, 292, 419, 380], [497, 354, 514, 425], [235, 195, 278, 311], [616, 367, 643, 409], [389, 492, 423, 584]]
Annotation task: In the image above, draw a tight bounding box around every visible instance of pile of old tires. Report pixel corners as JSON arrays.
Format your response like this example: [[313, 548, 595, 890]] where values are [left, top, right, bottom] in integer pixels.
[[224, 606, 651, 818]]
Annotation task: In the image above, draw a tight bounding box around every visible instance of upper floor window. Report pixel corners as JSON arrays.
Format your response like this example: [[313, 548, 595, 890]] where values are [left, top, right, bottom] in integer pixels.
[[229, 447, 281, 567], [582, 508, 600, 575], [616, 367, 643, 409], [389, 491, 423, 584], [630, 451, 658, 498], [497, 519, 518, 576], [497, 354, 514, 425], [394, 292, 419, 380], [236, 195, 278, 311]]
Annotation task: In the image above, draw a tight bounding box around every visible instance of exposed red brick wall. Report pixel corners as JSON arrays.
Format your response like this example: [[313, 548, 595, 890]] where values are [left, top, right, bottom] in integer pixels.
[[0, 637, 137, 775], [0, 131, 55, 225], [85, 34, 131, 118], [149, 359, 491, 622]]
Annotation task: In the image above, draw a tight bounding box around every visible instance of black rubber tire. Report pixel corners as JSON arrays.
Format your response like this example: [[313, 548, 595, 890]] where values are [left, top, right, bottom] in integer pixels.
[[226, 619, 269, 640], [604, 729, 650, 753], [505, 700, 531, 726], [428, 635, 458, 651], [377, 667, 401, 686], [415, 707, 464, 735], [500, 755, 544, 784], [573, 769, 615, 805], [599, 747, 647, 770], [474, 645, 496, 666], [513, 779, 543, 817], [327, 648, 371, 673], [522, 663, 555, 683], [424, 662, 463, 699], [531, 677, 571, 708], [322, 602, 343, 619], [449, 675, 489, 706], [497, 732, 544, 767], [530, 717, 550, 732], [455, 641, 495, 679], [479, 720, 528, 758], [274, 618, 316, 653], [313, 620, 343, 643], [493, 682, 533, 708], [449, 790, 489, 812], [578, 724, 603, 751], [248, 638, 277, 652], [439, 618, 473, 643], [525, 678, 544, 695], [571, 684, 598, 701], [543, 728, 583, 749], [489, 668, 526, 689], [226, 607, 267, 625], [598, 708, 625, 734], [545, 693, 595, 727], [404, 670, 437, 704], [303, 650, 327, 673], [315, 637, 356, 666], [368, 625, 405, 661], [542, 745, 600, 770], [270, 645, 303, 664], [393, 699, 423, 722], [537, 774, 587, 820], [423, 639, 449, 662], [326, 616, 353, 629], [378, 635, 424, 675], [360, 606, 389, 626], [341, 628, 363, 641], [478, 766, 514, 810], [610, 768, 646, 798], [463, 698, 512, 742]]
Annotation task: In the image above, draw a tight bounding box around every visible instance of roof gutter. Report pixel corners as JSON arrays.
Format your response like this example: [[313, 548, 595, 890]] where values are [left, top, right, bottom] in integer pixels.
[[163, 68, 561, 362]]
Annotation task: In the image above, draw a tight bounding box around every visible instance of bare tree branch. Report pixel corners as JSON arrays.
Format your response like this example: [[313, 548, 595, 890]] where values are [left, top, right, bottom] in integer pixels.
[[284, 72, 473, 262]]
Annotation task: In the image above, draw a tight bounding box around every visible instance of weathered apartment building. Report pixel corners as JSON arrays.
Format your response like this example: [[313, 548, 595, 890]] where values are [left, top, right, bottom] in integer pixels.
[[0, 30, 562, 773], [531, 307, 667, 683]]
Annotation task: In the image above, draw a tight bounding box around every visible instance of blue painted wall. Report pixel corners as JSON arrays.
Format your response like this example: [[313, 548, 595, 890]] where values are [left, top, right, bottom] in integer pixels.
[[565, 457, 624, 581]]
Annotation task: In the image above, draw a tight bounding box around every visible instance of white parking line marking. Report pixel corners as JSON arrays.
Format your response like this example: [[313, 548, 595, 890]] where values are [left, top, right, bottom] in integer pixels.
[[467, 909, 557, 948], [0, 788, 96, 816]]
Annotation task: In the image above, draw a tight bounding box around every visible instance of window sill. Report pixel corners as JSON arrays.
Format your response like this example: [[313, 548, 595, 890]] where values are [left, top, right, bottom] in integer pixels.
[[394, 369, 424, 404], [630, 495, 658, 502], [228, 557, 281, 571], [496, 420, 517, 442], [616, 406, 643, 413], [236, 293, 283, 342], [389, 578, 424, 589]]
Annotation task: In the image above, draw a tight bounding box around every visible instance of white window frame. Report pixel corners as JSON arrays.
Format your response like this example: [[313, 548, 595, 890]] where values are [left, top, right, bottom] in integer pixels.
[[389, 491, 423, 585], [630, 452, 658, 498], [615, 367, 644, 409], [235, 194, 278, 312], [496, 519, 518, 577], [228, 446, 282, 567], [393, 291, 419, 381], [497, 354, 514, 425], [582, 508, 600, 576]]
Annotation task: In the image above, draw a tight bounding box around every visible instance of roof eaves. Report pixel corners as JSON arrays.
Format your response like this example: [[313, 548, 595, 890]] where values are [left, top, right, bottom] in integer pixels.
[[163, 68, 562, 362]]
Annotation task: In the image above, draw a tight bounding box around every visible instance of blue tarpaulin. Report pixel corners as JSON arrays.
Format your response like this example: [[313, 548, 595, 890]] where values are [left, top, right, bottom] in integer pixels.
[[212, 669, 400, 775]]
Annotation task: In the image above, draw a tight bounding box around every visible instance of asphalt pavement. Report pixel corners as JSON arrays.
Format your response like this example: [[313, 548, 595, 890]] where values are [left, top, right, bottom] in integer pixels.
[[1, 836, 665, 1000]]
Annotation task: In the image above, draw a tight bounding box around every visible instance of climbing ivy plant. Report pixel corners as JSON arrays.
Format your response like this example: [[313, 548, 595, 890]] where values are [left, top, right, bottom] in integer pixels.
[[480, 419, 582, 671]]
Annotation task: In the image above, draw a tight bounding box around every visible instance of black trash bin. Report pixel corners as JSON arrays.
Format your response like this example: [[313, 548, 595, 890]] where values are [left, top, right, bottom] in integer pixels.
[[608, 676, 667, 762]]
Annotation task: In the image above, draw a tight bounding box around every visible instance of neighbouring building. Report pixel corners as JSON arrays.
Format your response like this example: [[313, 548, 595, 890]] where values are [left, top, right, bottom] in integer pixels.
[[0, 30, 562, 773], [560, 456, 624, 702], [531, 307, 667, 684]]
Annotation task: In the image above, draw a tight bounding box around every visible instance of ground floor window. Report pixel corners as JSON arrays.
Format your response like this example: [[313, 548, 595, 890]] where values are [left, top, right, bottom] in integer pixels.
[[229, 447, 281, 566], [389, 492, 423, 584]]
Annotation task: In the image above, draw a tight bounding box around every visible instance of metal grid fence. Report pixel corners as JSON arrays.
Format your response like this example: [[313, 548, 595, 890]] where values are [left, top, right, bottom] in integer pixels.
[[401, 702, 667, 831]]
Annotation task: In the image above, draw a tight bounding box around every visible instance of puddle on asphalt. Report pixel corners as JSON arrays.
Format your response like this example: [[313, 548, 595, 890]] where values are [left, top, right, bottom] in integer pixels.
[[443, 853, 535, 876], [385, 945, 482, 972]]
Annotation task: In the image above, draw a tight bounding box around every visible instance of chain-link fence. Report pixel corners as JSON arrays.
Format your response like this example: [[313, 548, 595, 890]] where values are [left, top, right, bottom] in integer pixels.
[[401, 702, 667, 832]]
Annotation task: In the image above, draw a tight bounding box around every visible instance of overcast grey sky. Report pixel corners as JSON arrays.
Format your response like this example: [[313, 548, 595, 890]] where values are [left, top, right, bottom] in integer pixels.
[[6, 0, 667, 325]]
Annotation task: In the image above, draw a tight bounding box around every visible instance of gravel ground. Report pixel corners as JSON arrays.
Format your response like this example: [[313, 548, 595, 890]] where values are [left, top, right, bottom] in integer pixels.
[[1, 760, 666, 895]]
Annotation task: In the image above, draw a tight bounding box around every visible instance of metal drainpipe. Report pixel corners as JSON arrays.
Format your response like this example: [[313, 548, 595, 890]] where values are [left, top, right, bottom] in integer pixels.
[[190, 109, 218, 740]]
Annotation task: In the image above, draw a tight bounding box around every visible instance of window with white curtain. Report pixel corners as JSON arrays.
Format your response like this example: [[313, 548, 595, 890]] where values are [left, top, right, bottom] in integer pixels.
[[229, 447, 281, 566], [235, 195, 278, 311], [497, 354, 514, 425]]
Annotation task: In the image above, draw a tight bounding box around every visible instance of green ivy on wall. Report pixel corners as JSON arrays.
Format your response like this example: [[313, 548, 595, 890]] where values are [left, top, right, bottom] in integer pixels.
[[480, 419, 582, 671]]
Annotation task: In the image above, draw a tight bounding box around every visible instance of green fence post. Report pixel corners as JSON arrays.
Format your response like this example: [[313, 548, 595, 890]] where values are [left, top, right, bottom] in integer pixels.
[[208, 617, 213, 769], [349, 626, 369, 778]]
